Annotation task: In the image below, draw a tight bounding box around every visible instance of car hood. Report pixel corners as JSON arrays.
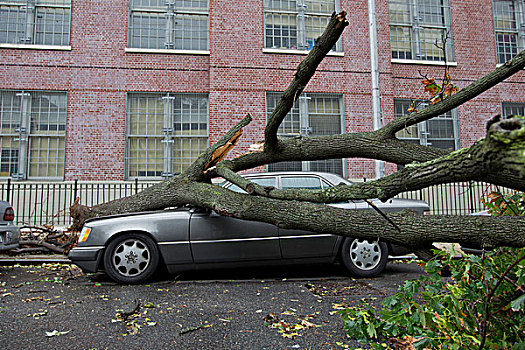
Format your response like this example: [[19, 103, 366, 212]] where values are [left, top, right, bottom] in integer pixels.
[[84, 207, 193, 227]]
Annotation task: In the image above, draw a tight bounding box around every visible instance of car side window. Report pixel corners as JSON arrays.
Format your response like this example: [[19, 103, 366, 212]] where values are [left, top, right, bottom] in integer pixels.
[[251, 177, 277, 187], [321, 180, 332, 189], [226, 177, 277, 193], [281, 176, 323, 190]]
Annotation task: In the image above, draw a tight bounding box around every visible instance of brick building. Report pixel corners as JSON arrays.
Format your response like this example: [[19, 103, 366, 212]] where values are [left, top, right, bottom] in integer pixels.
[[0, 0, 524, 182]]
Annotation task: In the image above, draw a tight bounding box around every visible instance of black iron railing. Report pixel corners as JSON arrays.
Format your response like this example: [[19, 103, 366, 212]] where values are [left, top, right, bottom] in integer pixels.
[[0, 179, 158, 227], [0, 179, 515, 227]]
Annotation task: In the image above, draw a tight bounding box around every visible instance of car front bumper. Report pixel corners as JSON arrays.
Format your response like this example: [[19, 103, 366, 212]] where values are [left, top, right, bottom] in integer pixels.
[[68, 246, 104, 273]]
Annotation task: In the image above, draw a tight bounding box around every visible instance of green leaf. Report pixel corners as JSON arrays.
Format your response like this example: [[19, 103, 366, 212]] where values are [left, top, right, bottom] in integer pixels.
[[510, 294, 525, 312], [413, 337, 431, 350], [511, 342, 525, 350], [366, 322, 377, 338], [382, 295, 398, 308]]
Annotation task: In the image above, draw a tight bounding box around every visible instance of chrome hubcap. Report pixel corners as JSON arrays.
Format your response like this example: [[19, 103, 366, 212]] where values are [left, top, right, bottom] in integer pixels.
[[112, 239, 150, 277], [350, 239, 382, 271]]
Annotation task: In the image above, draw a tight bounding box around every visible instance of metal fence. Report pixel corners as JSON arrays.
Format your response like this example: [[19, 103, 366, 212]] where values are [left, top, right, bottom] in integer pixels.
[[0, 179, 516, 227], [0, 179, 158, 227], [395, 181, 512, 216]]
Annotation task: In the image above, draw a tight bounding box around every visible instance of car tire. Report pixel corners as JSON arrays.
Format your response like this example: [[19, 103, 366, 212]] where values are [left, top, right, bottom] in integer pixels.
[[341, 238, 388, 278], [104, 233, 159, 284]]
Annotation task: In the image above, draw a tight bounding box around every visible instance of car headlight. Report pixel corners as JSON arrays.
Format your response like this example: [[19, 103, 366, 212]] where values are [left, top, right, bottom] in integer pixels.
[[78, 226, 92, 243]]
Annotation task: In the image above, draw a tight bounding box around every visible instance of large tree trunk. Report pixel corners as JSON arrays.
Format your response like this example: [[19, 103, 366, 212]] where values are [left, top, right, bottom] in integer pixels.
[[70, 11, 525, 254]]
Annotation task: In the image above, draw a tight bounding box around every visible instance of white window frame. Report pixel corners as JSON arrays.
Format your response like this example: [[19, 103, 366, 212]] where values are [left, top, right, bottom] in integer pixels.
[[125, 92, 209, 180], [388, 0, 454, 64], [263, 0, 342, 53], [394, 99, 460, 150], [502, 102, 525, 117], [127, 0, 210, 53], [0, 89, 67, 180], [0, 0, 71, 49], [493, 0, 525, 64]]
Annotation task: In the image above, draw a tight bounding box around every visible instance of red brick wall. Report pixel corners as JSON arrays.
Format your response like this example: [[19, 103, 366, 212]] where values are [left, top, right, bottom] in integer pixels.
[[0, 0, 523, 181]]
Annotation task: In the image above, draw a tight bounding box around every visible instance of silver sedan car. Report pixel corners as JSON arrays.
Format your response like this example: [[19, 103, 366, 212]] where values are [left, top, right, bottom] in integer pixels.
[[68, 172, 429, 284]]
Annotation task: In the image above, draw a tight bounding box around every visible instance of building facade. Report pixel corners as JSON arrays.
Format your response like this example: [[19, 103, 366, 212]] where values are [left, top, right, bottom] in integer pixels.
[[0, 0, 524, 181]]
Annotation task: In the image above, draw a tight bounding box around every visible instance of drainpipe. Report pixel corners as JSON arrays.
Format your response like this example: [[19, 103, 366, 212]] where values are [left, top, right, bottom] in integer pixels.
[[368, 0, 385, 179]]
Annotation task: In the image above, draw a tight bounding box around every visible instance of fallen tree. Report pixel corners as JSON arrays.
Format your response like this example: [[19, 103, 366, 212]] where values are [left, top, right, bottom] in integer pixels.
[[70, 12, 525, 257], [13, 226, 76, 254]]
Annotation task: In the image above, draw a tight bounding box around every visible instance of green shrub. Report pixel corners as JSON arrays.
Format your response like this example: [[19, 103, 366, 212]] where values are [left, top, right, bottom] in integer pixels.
[[482, 191, 525, 216], [339, 192, 525, 349]]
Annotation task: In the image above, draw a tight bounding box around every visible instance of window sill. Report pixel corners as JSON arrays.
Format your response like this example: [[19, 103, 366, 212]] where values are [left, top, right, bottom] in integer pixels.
[[391, 58, 457, 67], [262, 48, 344, 57], [0, 43, 71, 51], [3, 177, 66, 182], [496, 61, 525, 68], [125, 48, 210, 55]]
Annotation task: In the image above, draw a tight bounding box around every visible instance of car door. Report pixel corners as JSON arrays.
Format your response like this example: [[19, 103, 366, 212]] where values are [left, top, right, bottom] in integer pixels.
[[189, 206, 280, 263], [277, 175, 349, 258]]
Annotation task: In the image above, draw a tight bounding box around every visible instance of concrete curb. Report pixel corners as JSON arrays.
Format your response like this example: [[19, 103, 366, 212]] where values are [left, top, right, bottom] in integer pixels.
[[0, 254, 71, 265]]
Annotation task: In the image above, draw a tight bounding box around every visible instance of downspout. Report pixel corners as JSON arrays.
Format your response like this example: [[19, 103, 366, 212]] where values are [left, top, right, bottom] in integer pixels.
[[368, 0, 385, 178]]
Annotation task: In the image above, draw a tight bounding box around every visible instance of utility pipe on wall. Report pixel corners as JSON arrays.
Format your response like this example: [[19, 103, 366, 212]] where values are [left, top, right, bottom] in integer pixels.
[[368, 0, 385, 178]]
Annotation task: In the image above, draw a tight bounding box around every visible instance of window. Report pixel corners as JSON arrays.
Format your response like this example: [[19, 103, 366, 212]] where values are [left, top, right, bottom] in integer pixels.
[[0, 148, 18, 175], [502, 102, 525, 117], [388, 0, 453, 62], [128, 0, 209, 51], [0, 0, 71, 46], [226, 177, 277, 193], [281, 176, 331, 189], [266, 92, 345, 175], [0, 90, 67, 179], [493, 0, 525, 64], [394, 99, 459, 150], [263, 0, 341, 51], [126, 93, 208, 179]]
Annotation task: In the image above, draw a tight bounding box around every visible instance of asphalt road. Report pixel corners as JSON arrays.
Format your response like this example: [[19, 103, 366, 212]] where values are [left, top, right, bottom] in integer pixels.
[[0, 261, 424, 350]]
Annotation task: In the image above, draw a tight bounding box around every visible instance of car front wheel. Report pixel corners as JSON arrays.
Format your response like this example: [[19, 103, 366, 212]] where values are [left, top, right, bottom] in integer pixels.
[[104, 233, 159, 284], [341, 238, 388, 278]]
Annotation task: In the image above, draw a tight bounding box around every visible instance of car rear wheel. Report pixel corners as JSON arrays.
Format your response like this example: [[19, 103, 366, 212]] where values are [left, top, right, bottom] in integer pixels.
[[341, 238, 388, 277], [104, 233, 159, 284]]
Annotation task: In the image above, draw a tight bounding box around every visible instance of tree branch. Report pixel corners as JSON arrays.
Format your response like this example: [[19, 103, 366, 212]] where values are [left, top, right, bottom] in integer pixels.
[[214, 116, 525, 205], [183, 113, 252, 181], [264, 11, 349, 153], [222, 50, 525, 179], [19, 239, 65, 253], [215, 161, 270, 196], [382, 49, 525, 136], [173, 182, 525, 249]]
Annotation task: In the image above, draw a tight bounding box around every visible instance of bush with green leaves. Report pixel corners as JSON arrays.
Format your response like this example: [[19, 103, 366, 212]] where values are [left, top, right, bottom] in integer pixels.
[[482, 191, 525, 216], [339, 192, 525, 350]]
